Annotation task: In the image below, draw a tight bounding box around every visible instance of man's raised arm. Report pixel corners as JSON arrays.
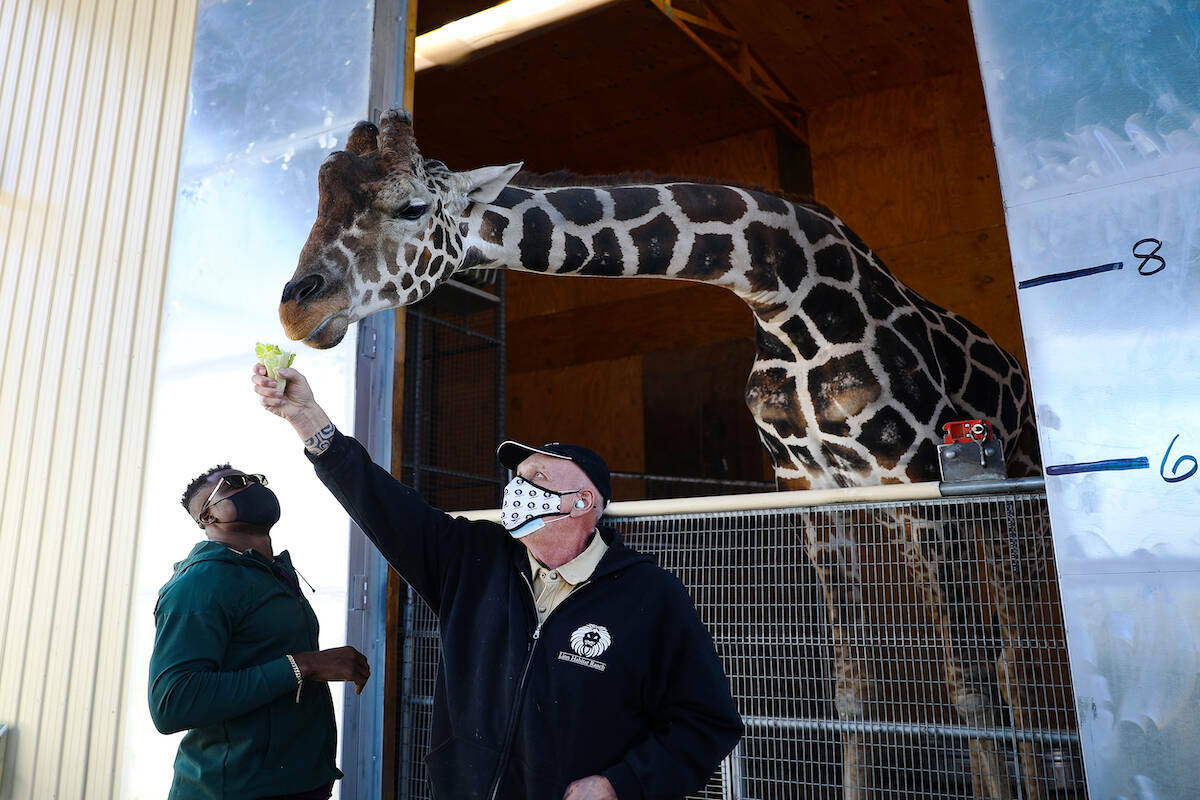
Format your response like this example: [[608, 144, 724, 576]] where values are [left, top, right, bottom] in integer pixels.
[[251, 364, 484, 612]]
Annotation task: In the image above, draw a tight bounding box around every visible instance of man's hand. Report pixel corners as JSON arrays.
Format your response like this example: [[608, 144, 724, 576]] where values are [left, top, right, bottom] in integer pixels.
[[252, 364, 333, 450], [563, 776, 617, 800], [291, 646, 371, 695], [252, 364, 317, 420]]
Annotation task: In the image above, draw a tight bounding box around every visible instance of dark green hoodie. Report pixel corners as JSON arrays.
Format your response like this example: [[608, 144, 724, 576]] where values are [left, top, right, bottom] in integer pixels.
[[149, 540, 341, 799]]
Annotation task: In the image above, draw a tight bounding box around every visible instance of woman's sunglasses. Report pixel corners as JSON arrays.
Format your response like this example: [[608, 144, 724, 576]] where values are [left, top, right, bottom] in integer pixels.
[[198, 473, 267, 521]]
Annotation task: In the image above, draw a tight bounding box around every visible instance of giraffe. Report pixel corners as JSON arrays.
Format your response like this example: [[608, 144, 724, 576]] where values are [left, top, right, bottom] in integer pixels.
[[279, 109, 1051, 798]]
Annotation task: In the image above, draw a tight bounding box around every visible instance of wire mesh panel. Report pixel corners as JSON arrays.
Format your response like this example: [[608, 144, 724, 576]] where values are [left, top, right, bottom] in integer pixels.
[[396, 491, 1084, 800], [400, 274, 506, 510], [397, 273, 506, 798]]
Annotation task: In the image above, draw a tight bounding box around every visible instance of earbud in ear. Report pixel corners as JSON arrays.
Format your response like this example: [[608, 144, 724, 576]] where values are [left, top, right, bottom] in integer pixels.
[[574, 499, 586, 509]]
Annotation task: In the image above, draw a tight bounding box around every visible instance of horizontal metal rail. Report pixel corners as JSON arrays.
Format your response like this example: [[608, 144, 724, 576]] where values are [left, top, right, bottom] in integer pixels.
[[396, 697, 1075, 747], [450, 477, 1047, 521], [410, 463, 501, 485], [408, 307, 501, 343], [742, 715, 1077, 745], [609, 471, 776, 489]]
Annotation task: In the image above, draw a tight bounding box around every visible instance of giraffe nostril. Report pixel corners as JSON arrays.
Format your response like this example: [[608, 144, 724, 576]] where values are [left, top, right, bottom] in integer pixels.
[[283, 274, 325, 305]]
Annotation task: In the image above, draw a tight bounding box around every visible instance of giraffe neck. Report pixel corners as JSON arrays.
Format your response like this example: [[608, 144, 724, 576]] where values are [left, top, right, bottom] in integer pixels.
[[464, 182, 808, 299]]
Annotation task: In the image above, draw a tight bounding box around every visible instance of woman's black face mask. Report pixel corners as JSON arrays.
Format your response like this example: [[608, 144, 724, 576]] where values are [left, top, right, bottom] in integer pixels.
[[226, 482, 281, 529]]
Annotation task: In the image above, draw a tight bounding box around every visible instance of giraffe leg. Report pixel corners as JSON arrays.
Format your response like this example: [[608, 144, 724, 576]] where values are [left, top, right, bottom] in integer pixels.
[[898, 509, 1013, 800], [801, 511, 875, 800], [988, 510, 1053, 799]]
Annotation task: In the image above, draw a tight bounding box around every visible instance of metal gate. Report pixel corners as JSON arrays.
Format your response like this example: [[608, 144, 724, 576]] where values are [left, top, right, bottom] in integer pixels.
[[396, 486, 1084, 799]]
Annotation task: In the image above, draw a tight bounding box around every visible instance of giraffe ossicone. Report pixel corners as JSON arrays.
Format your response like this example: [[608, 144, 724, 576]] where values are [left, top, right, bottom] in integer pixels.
[[280, 108, 1051, 799]]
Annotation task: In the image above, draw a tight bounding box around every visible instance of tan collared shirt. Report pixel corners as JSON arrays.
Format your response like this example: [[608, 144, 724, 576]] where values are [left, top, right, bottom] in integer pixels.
[[526, 531, 609, 626]]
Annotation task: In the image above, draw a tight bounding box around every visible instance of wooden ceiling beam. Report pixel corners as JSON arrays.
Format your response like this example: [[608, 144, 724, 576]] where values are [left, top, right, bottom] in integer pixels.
[[648, 0, 808, 143]]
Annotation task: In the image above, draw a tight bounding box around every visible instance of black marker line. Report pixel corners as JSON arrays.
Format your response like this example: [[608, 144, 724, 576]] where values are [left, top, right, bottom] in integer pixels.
[[1046, 456, 1149, 476], [1018, 261, 1122, 289]]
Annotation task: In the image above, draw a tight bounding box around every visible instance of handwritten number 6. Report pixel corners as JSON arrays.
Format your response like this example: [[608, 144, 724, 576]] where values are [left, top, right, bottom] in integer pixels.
[[1161, 434, 1198, 483], [1133, 238, 1166, 276]]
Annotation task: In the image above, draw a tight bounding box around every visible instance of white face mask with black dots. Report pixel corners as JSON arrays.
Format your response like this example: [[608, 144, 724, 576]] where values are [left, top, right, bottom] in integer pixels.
[[501, 476, 581, 539]]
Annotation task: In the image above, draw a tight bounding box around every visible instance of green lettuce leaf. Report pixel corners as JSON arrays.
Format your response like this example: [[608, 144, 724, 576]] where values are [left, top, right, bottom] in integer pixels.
[[256, 342, 296, 393]]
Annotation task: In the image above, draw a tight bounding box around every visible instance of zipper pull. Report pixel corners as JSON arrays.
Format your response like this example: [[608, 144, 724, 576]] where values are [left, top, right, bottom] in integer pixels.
[[532, 623, 542, 641]]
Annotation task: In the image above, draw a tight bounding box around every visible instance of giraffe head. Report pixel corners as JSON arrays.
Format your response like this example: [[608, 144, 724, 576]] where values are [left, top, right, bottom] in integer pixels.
[[279, 108, 522, 348]]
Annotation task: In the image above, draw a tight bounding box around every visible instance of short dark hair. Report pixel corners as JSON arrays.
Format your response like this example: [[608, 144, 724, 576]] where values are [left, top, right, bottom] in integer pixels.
[[181, 464, 232, 517]]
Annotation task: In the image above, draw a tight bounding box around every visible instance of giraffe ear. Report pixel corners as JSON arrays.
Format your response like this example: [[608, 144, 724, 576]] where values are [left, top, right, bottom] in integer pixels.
[[459, 162, 523, 204]]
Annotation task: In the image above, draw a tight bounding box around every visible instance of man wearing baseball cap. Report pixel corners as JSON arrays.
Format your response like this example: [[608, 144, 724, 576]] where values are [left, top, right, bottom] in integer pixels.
[[253, 364, 743, 800]]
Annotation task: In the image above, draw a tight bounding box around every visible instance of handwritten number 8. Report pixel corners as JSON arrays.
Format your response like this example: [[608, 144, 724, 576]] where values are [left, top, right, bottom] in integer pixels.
[[1161, 434, 1198, 483], [1134, 238, 1166, 276]]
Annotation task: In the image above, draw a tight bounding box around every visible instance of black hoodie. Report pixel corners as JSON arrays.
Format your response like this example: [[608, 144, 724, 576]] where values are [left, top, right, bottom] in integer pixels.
[[308, 431, 743, 800]]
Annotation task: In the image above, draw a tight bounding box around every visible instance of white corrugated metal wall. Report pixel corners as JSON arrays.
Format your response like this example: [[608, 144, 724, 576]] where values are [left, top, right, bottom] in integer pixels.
[[0, 0, 197, 797]]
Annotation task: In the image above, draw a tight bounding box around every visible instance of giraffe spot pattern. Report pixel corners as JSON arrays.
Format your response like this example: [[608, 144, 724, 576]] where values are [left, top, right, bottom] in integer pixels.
[[863, 270, 909, 320], [612, 187, 661, 221], [671, 184, 748, 224], [461, 246, 488, 271], [780, 315, 819, 360], [873, 327, 942, 424], [755, 323, 795, 362], [745, 221, 808, 292], [806, 352, 881, 435], [894, 312, 943, 385], [630, 213, 679, 275], [401, 273, 413, 290], [859, 405, 918, 470], [794, 204, 838, 248], [758, 429, 790, 469], [819, 440, 871, 476], [746, 368, 806, 440], [561, 233, 589, 273], [969, 339, 1012, 377], [493, 186, 533, 209], [787, 443, 820, 471], [546, 188, 604, 225], [962, 367, 1001, 421], [801, 283, 867, 344], [328, 247, 350, 271], [681, 233, 735, 280], [480, 210, 509, 245], [404, 243, 419, 266], [906, 438, 941, 482], [416, 248, 431, 277], [749, 189, 790, 216], [582, 227, 623, 276], [382, 238, 399, 275], [814, 242, 854, 282], [520, 207, 554, 272], [749, 299, 790, 322], [932, 329, 968, 395], [380, 281, 400, 305]]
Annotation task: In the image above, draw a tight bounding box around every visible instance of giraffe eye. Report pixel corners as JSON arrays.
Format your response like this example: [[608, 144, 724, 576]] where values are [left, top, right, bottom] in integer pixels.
[[394, 201, 428, 221]]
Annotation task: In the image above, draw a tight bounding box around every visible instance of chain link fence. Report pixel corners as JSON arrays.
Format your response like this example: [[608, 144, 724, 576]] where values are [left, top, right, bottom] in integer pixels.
[[397, 489, 1083, 800]]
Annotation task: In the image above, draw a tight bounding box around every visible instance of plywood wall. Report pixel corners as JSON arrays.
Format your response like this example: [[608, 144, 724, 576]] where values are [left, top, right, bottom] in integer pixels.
[[808, 69, 1026, 364]]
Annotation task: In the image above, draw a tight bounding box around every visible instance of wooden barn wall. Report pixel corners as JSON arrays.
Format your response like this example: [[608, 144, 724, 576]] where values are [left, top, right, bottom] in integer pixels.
[[505, 127, 782, 493], [807, 68, 1026, 366]]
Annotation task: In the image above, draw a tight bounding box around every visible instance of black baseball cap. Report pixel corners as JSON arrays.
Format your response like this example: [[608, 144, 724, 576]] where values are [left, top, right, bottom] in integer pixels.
[[496, 440, 612, 506]]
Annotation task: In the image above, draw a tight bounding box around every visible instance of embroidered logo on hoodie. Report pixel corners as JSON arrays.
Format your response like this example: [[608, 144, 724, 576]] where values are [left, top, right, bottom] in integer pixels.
[[558, 624, 611, 671]]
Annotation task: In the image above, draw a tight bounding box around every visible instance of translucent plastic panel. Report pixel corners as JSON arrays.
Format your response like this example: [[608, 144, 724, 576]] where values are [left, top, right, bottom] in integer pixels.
[[119, 1, 373, 797]]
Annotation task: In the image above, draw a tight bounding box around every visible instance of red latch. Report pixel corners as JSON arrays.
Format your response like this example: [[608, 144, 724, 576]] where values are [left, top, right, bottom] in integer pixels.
[[942, 419, 994, 444]]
